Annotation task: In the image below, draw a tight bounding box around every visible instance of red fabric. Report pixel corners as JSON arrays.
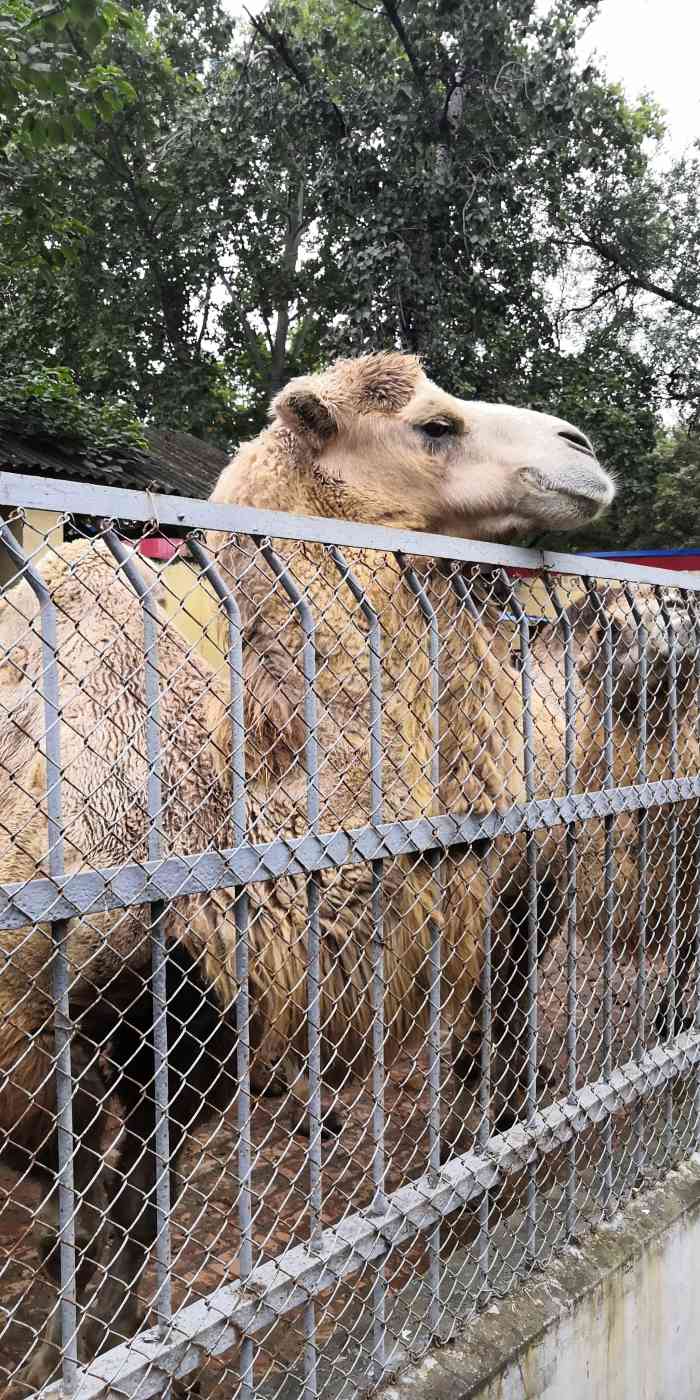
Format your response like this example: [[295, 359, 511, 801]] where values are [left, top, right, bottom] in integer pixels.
[[601, 554, 700, 571], [137, 537, 179, 561], [507, 554, 700, 579]]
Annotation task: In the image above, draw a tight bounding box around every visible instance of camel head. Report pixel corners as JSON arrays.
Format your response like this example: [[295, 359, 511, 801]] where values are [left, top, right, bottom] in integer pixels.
[[212, 353, 614, 541]]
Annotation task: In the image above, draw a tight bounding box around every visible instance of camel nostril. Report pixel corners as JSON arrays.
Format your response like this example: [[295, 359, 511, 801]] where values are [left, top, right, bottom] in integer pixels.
[[559, 428, 595, 455]]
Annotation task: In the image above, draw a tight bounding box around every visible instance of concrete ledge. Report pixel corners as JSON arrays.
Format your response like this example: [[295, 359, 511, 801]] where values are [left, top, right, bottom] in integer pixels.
[[380, 1155, 700, 1400]]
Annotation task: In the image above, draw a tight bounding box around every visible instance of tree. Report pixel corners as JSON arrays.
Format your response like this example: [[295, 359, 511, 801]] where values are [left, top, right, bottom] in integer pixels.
[[594, 430, 700, 551], [0, 363, 146, 451], [1, 0, 699, 546], [544, 118, 700, 430], [0, 0, 137, 147], [0, 0, 140, 328]]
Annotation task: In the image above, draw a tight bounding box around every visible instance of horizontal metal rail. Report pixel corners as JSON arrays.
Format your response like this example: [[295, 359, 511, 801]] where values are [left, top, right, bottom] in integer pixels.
[[3, 469, 700, 589], [1, 776, 699, 931], [34, 1029, 700, 1400]]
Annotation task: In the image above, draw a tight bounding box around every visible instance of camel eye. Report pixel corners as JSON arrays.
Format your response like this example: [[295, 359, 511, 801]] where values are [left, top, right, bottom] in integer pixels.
[[420, 419, 454, 441]]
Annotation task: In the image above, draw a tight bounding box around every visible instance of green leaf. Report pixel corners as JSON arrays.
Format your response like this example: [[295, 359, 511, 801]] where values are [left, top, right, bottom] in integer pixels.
[[76, 105, 96, 129]]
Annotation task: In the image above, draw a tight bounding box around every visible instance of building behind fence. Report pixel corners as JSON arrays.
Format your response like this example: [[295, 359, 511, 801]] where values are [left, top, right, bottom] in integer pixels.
[[0, 472, 699, 1400]]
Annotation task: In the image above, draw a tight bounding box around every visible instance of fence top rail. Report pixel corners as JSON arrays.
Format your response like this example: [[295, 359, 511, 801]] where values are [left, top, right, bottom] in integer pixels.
[[2, 469, 700, 591]]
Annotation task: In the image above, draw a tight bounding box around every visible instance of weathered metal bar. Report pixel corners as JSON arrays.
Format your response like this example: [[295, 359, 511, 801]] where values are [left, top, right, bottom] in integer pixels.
[[584, 580, 615, 1212], [33, 1029, 700, 1400], [0, 524, 79, 1390], [545, 577, 579, 1235], [259, 541, 321, 1400], [4, 471, 700, 589], [187, 539, 254, 1400], [4, 779, 700, 931], [187, 540, 246, 840], [450, 569, 494, 1289], [602, 607, 615, 1211], [658, 589, 680, 1158], [507, 576, 539, 1257], [328, 546, 387, 1379], [658, 592, 679, 1026], [397, 554, 443, 1338], [478, 852, 494, 1294], [326, 549, 383, 827], [448, 565, 482, 624], [692, 595, 700, 1151], [103, 531, 173, 1348], [232, 872, 254, 1400], [623, 586, 649, 1181]]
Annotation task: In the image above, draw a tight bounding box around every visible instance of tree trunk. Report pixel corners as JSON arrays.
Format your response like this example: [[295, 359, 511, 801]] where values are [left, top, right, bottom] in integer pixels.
[[436, 70, 466, 179], [269, 180, 305, 398]]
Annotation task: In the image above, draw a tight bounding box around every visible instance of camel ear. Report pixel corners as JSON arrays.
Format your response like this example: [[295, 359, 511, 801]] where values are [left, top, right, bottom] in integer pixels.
[[272, 377, 338, 445], [272, 354, 422, 441]]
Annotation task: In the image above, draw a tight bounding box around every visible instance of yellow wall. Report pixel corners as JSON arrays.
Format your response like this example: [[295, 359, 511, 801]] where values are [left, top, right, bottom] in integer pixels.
[[22, 507, 65, 560], [158, 556, 223, 670], [0, 510, 224, 669], [514, 576, 558, 619], [0, 508, 64, 587]]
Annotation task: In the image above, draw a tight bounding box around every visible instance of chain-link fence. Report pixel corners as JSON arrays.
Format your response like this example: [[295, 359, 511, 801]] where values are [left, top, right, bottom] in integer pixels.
[[1, 472, 699, 1400]]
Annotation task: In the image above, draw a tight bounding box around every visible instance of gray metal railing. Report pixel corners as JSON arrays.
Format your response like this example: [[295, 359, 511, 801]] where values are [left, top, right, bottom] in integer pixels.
[[0, 472, 699, 1400]]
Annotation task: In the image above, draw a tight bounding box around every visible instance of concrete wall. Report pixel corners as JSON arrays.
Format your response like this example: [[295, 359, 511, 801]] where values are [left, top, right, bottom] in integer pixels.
[[381, 1156, 700, 1400]]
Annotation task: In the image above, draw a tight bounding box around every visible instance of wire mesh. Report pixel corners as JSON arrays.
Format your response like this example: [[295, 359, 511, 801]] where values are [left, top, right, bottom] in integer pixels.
[[0, 487, 699, 1400]]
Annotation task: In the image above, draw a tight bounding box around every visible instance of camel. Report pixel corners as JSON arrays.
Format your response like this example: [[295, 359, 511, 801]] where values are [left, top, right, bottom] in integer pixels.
[[0, 352, 614, 1388]]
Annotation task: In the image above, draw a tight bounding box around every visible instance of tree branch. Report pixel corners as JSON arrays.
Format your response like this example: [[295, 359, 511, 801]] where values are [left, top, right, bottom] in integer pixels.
[[566, 279, 628, 315], [584, 235, 700, 318], [217, 268, 270, 379], [246, 9, 310, 92], [246, 9, 346, 133], [269, 179, 305, 397], [380, 0, 424, 86], [196, 268, 215, 354]]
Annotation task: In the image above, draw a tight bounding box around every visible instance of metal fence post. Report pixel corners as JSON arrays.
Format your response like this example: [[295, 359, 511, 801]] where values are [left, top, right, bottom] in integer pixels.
[[328, 545, 387, 1381], [188, 537, 254, 1400], [103, 533, 174, 1358], [504, 574, 540, 1255], [258, 539, 323, 1400], [396, 554, 443, 1338], [0, 524, 78, 1391], [544, 575, 580, 1235]]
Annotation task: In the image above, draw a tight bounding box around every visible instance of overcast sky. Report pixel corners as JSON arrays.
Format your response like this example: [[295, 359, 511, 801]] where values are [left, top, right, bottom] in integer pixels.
[[577, 0, 699, 155]]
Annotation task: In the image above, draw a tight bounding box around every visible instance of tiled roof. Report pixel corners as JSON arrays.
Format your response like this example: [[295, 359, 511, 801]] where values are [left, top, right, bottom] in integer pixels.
[[0, 425, 229, 501]]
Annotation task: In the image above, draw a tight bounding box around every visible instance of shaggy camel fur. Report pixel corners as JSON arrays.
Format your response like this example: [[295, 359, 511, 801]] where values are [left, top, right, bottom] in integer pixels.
[[0, 352, 613, 1385], [493, 582, 700, 1058]]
